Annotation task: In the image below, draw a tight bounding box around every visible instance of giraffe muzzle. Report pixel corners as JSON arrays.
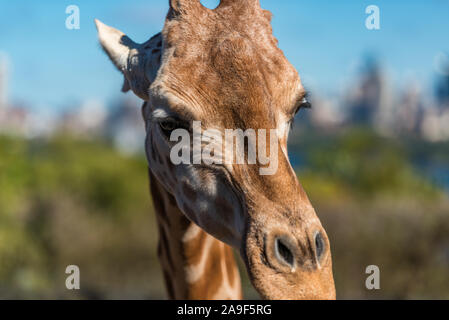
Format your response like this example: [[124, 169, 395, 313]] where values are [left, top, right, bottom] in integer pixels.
[[243, 217, 336, 299], [264, 228, 328, 273]]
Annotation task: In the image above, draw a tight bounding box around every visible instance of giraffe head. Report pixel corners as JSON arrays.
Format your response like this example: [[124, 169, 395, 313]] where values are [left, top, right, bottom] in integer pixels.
[[96, 0, 335, 299]]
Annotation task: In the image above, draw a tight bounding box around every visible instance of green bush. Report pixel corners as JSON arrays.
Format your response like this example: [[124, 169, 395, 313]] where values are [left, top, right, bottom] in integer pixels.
[[0, 134, 162, 298], [0, 129, 448, 299]]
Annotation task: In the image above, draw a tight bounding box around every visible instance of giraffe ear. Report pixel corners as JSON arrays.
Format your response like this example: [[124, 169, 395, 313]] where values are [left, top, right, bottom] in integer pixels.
[[95, 19, 137, 73], [95, 19, 136, 94], [95, 19, 163, 100]]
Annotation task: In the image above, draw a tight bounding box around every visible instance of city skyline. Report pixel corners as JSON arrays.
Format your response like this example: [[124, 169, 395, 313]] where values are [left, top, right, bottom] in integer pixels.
[[0, 1, 449, 112]]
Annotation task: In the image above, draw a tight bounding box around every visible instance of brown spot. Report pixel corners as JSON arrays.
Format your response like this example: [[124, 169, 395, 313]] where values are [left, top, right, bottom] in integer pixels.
[[188, 240, 224, 299]]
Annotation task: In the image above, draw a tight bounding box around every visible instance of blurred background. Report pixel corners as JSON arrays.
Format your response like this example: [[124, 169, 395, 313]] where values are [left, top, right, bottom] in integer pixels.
[[1, 0, 449, 299]]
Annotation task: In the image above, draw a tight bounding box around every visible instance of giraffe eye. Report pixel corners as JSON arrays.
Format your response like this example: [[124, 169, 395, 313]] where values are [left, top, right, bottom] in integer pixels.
[[289, 97, 312, 128], [159, 119, 179, 136], [299, 99, 312, 110], [158, 117, 189, 137], [294, 98, 312, 115]]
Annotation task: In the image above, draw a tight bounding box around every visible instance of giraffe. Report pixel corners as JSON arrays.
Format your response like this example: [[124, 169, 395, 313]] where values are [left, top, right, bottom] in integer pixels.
[[95, 0, 336, 300]]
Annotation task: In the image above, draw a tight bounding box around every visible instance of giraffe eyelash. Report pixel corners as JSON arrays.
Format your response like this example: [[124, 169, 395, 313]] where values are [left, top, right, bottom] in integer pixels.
[[289, 96, 312, 128], [295, 91, 312, 111]]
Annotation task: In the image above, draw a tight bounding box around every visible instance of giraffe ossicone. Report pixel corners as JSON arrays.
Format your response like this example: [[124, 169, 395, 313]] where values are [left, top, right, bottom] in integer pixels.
[[95, 0, 336, 300]]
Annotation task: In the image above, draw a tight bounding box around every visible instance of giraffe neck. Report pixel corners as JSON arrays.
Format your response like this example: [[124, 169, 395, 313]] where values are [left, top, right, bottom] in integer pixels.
[[149, 170, 242, 300]]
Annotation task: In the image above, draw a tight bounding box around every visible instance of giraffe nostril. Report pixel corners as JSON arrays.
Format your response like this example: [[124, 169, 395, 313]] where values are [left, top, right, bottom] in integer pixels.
[[315, 231, 326, 260], [274, 237, 295, 268]]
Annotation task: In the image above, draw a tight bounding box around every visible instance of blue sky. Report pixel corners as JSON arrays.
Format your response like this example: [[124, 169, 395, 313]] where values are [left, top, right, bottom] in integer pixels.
[[1, 0, 448, 112]]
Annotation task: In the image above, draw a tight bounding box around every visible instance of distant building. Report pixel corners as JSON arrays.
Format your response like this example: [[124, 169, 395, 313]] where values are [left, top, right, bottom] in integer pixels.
[[395, 81, 424, 135], [60, 99, 107, 136], [346, 57, 383, 126], [343, 56, 396, 135], [436, 67, 449, 109], [421, 54, 449, 141]]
